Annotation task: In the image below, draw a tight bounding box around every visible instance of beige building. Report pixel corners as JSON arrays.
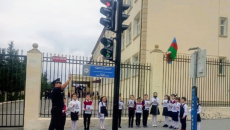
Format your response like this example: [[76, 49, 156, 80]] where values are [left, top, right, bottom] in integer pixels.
[[92, 0, 230, 63]]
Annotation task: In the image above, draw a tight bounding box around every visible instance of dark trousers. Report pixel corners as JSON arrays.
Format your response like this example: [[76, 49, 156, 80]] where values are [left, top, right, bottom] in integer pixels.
[[142, 110, 149, 126], [83, 113, 92, 129], [180, 116, 187, 130], [128, 110, 135, 127], [60, 116, 66, 130], [136, 113, 141, 126], [118, 110, 122, 126], [49, 107, 62, 130]]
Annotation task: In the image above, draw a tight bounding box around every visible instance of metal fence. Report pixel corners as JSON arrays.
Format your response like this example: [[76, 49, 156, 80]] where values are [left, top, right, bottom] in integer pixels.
[[40, 54, 151, 118], [0, 53, 27, 127], [163, 55, 230, 107]]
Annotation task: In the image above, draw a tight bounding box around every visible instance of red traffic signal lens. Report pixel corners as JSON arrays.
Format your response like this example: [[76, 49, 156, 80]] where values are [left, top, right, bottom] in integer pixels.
[[106, 1, 111, 7]]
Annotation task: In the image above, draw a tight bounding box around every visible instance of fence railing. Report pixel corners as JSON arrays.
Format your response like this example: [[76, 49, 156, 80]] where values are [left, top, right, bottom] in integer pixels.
[[163, 55, 230, 107], [40, 54, 151, 117], [0, 53, 27, 127]]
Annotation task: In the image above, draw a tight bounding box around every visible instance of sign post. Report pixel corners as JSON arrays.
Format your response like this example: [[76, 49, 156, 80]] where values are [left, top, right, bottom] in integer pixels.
[[189, 48, 206, 130]]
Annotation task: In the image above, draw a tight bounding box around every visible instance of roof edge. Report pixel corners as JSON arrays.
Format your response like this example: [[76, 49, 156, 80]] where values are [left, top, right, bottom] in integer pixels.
[[91, 27, 106, 55]]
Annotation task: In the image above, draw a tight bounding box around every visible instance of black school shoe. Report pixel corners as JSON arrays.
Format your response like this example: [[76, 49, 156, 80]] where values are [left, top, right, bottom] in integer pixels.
[[163, 124, 169, 127], [118, 126, 122, 128], [169, 126, 173, 129]]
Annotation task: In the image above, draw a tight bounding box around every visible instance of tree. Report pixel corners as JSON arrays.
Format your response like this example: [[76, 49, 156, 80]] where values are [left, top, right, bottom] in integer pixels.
[[0, 41, 26, 101], [40, 71, 52, 98]]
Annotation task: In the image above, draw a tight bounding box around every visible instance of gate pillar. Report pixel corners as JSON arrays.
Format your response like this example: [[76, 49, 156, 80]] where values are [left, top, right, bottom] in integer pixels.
[[24, 43, 42, 129], [149, 45, 164, 101]]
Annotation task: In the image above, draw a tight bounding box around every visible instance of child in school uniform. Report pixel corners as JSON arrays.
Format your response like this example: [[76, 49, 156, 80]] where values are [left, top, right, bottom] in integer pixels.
[[83, 94, 93, 130], [180, 97, 188, 130], [135, 97, 143, 128], [128, 95, 136, 128], [61, 98, 68, 130], [162, 95, 170, 128], [172, 97, 180, 129], [150, 92, 160, 127], [68, 93, 81, 130], [98, 96, 108, 130], [189, 98, 202, 130], [142, 94, 150, 128], [118, 96, 123, 128], [169, 94, 176, 129]]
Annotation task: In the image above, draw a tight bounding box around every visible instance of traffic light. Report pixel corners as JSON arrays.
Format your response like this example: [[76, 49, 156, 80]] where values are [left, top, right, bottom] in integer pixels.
[[121, 3, 130, 32], [100, 37, 113, 61], [100, 0, 116, 31]]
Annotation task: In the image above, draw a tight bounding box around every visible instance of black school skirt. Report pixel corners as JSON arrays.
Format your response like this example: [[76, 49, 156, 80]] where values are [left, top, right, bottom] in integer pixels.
[[172, 112, 179, 121], [197, 114, 201, 122], [168, 111, 173, 117], [71, 112, 79, 121], [162, 107, 169, 116], [150, 105, 160, 115], [101, 106, 108, 117]]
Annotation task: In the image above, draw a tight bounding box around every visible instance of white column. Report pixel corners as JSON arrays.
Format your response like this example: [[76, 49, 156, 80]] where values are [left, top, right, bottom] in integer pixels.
[[24, 43, 42, 130]]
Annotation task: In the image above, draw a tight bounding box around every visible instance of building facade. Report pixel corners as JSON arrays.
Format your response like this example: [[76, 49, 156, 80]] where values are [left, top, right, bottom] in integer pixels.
[[92, 0, 230, 64]]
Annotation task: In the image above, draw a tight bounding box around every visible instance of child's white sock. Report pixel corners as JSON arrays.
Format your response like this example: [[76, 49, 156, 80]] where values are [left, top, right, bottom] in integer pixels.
[[100, 119, 103, 128], [165, 116, 169, 125], [197, 122, 201, 130], [155, 116, 157, 125], [172, 120, 175, 127], [71, 121, 77, 130], [152, 115, 155, 125], [102, 119, 105, 128]]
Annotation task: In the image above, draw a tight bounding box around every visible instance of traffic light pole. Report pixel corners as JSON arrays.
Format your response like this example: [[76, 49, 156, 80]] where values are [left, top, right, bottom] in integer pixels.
[[112, 0, 123, 130]]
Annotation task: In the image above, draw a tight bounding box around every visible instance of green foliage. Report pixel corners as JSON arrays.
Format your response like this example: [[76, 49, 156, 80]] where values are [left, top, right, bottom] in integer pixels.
[[40, 71, 53, 97], [0, 41, 26, 101]]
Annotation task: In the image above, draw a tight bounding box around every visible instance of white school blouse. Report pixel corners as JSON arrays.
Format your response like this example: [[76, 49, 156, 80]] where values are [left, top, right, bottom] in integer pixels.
[[168, 100, 175, 111], [68, 100, 81, 113], [162, 100, 168, 107], [151, 97, 159, 106], [172, 102, 180, 112]]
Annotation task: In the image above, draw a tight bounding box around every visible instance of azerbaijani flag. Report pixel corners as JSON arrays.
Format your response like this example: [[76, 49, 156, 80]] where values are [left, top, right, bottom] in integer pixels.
[[166, 38, 178, 64]]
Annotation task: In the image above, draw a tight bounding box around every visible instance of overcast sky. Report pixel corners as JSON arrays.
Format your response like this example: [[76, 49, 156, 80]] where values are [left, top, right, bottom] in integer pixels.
[[0, 0, 103, 57]]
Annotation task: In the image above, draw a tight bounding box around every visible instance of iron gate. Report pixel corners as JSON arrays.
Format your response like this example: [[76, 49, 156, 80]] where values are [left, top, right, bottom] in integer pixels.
[[0, 53, 27, 127], [40, 54, 151, 117]]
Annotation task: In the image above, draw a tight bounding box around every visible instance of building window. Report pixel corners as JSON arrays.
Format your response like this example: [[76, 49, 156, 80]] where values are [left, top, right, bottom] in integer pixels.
[[134, 13, 140, 37], [126, 25, 132, 45], [132, 55, 138, 76], [219, 58, 226, 74], [127, 0, 133, 6], [121, 33, 125, 50], [127, 0, 133, 13], [220, 17, 228, 37]]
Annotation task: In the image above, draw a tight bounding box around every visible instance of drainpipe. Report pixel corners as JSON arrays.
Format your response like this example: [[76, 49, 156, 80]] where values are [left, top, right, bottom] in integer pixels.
[[138, 0, 144, 97]]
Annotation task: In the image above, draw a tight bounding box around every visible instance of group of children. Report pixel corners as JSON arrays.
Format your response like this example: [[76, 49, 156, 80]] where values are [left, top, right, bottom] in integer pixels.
[[61, 93, 93, 130], [119, 92, 202, 130], [60, 92, 202, 130]]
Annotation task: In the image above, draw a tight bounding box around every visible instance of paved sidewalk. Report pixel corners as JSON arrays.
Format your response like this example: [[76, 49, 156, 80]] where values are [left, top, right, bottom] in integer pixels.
[[1, 119, 230, 130]]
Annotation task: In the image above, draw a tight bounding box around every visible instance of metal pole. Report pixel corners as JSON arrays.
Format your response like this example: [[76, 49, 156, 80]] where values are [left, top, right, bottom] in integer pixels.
[[193, 51, 197, 86], [112, 0, 122, 130], [191, 51, 198, 130]]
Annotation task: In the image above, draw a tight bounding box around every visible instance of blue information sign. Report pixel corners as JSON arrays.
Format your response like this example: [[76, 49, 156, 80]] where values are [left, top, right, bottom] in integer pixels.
[[83, 65, 115, 78], [191, 87, 197, 130], [90, 65, 114, 78]]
